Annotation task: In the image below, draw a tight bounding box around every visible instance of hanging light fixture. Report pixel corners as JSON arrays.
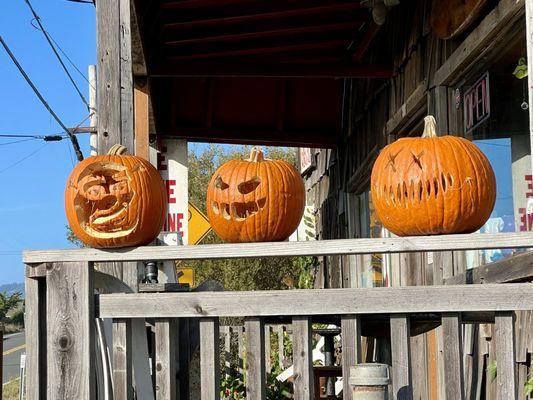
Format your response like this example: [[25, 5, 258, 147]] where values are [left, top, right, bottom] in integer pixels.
[[361, 0, 400, 25]]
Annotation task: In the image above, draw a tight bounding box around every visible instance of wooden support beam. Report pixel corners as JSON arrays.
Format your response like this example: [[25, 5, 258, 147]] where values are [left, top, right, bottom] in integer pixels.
[[136, 127, 339, 148], [352, 22, 380, 63], [46, 262, 95, 400], [390, 314, 413, 400], [341, 315, 362, 400], [113, 319, 133, 400], [167, 40, 350, 61], [25, 276, 46, 400], [433, 0, 525, 86], [245, 318, 266, 399], [444, 251, 533, 285], [292, 316, 314, 400], [165, 21, 360, 46], [441, 313, 465, 400], [163, 3, 362, 31], [24, 232, 533, 263], [495, 312, 517, 399], [200, 318, 220, 400], [134, 80, 150, 160], [155, 319, 177, 399], [526, 0, 533, 174], [386, 81, 427, 135]]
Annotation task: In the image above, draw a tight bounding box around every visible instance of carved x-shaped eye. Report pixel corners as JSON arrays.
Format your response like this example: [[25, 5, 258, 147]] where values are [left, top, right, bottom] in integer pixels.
[[214, 176, 229, 190], [238, 176, 261, 194]]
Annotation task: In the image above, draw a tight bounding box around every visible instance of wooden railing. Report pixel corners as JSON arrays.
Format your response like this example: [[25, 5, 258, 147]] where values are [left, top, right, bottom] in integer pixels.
[[23, 232, 533, 400]]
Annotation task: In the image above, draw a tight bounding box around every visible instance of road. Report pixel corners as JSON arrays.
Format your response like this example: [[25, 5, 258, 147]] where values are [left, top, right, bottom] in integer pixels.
[[3, 332, 25, 384]]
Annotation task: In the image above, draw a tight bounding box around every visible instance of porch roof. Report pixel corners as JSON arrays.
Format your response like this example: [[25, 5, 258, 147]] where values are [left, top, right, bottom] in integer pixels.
[[133, 0, 393, 147]]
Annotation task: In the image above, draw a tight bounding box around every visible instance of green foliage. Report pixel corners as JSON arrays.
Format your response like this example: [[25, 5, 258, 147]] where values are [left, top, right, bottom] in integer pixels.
[[487, 360, 497, 382], [0, 292, 22, 322], [525, 374, 533, 396], [220, 364, 292, 400], [66, 225, 85, 248], [3, 377, 19, 400], [10, 308, 24, 326]]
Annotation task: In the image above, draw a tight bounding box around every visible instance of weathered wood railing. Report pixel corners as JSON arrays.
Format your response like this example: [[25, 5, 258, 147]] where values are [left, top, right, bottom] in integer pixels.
[[23, 232, 533, 400]]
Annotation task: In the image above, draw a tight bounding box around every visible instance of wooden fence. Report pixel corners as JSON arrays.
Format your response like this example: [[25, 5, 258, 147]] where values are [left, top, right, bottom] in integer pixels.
[[23, 232, 533, 399]]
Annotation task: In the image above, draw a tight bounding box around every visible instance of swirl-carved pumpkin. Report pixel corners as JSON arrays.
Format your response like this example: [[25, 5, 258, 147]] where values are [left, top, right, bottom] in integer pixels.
[[371, 116, 496, 236], [206, 147, 305, 243], [65, 145, 167, 248]]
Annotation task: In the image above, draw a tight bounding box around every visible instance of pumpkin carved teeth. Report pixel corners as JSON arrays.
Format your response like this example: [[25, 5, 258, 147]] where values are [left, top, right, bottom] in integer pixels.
[[211, 199, 267, 221]]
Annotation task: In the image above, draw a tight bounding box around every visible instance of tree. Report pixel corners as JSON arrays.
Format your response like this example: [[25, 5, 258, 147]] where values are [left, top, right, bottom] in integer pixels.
[[0, 292, 22, 322]]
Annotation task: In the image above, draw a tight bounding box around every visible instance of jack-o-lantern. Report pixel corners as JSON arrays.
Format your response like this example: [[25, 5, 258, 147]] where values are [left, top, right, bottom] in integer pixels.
[[206, 147, 305, 243], [65, 144, 167, 248], [371, 116, 496, 236]]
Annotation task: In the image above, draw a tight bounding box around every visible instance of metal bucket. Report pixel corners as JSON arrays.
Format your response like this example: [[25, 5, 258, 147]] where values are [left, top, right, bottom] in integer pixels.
[[349, 363, 390, 400]]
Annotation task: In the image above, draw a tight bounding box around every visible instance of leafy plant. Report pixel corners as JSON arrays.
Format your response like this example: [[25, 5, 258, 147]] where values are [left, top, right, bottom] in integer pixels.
[[487, 360, 497, 382], [525, 374, 533, 396], [0, 292, 22, 322]]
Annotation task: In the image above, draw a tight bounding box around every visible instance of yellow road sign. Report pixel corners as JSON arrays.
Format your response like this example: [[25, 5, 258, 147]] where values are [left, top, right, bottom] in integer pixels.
[[177, 267, 195, 287], [188, 202, 211, 245]]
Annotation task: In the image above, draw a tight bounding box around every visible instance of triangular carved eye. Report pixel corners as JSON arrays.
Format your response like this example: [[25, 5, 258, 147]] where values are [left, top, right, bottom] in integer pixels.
[[238, 176, 261, 194], [214, 176, 229, 190]]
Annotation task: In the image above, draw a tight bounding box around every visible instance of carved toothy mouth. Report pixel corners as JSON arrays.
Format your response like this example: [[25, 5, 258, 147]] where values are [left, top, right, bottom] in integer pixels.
[[211, 198, 267, 221]]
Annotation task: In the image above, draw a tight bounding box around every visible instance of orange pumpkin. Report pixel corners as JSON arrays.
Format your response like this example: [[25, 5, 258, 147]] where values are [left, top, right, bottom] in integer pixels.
[[371, 116, 496, 236], [65, 145, 167, 248], [206, 147, 305, 243]]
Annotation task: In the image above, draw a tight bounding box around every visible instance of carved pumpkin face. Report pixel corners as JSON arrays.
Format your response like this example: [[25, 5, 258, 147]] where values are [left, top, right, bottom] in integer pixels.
[[371, 116, 496, 236], [206, 148, 305, 243], [65, 145, 167, 248]]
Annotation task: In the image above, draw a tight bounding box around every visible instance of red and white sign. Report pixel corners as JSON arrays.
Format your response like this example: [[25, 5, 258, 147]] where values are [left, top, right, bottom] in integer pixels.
[[155, 139, 188, 245], [464, 72, 490, 132]]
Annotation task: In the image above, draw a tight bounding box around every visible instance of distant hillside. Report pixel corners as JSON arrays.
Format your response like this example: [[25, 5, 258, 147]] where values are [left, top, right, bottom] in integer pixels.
[[0, 283, 24, 298]]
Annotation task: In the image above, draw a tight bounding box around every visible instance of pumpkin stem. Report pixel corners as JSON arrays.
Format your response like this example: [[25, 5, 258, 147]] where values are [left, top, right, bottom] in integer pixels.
[[107, 144, 128, 155], [248, 146, 265, 162], [422, 115, 438, 138]]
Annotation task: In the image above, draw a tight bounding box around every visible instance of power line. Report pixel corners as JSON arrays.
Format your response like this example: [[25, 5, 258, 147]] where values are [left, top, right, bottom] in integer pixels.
[[24, 0, 90, 109], [0, 143, 48, 175], [0, 138, 37, 147], [0, 35, 84, 161]]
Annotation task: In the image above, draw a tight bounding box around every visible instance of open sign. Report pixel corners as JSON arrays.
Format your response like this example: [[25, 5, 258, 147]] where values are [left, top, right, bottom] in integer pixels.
[[464, 72, 490, 132]]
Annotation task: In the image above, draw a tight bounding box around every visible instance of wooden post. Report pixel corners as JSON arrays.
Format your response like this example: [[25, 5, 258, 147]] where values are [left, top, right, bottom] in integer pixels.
[[390, 314, 413, 400], [200, 318, 220, 400], [113, 319, 133, 400], [134, 78, 150, 160], [441, 313, 465, 400], [526, 0, 533, 174], [264, 324, 272, 373], [46, 262, 95, 400], [24, 273, 46, 400], [495, 312, 517, 399], [155, 319, 178, 400], [341, 315, 362, 400], [245, 317, 266, 399], [292, 316, 314, 400]]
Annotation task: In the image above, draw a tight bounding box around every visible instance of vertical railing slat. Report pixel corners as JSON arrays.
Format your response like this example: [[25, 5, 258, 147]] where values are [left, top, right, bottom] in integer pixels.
[[442, 313, 465, 400], [113, 318, 133, 400], [292, 316, 314, 400], [265, 325, 272, 373], [25, 272, 46, 400], [342, 314, 362, 400], [200, 317, 221, 400], [390, 314, 413, 400], [47, 261, 95, 400], [495, 311, 517, 399], [245, 317, 266, 399], [277, 325, 285, 367], [223, 326, 231, 376], [155, 319, 177, 400]]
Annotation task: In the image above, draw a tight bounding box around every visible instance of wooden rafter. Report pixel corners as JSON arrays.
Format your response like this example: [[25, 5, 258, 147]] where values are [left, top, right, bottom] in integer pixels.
[[150, 62, 393, 78], [162, 3, 363, 30]]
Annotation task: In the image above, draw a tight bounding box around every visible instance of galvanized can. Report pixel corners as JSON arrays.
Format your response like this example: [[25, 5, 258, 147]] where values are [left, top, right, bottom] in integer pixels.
[[349, 363, 390, 400]]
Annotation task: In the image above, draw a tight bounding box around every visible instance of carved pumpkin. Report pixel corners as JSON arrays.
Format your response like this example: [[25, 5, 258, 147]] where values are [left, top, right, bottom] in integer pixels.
[[206, 147, 305, 243], [370, 116, 496, 236], [65, 145, 167, 248]]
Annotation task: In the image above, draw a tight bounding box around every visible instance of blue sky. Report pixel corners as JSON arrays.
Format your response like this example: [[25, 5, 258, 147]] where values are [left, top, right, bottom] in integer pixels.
[[0, 1, 95, 284]]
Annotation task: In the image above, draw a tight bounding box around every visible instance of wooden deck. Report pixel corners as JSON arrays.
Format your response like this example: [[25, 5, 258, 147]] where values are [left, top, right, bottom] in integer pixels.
[[23, 232, 533, 399]]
